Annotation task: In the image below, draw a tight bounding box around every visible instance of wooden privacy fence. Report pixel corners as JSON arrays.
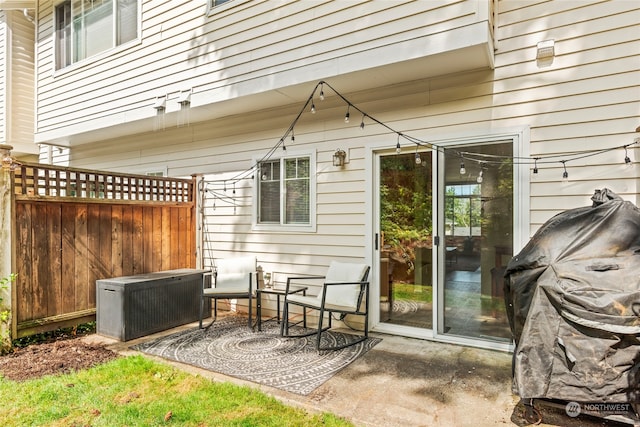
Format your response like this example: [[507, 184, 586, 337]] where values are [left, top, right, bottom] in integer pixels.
[[9, 163, 197, 338]]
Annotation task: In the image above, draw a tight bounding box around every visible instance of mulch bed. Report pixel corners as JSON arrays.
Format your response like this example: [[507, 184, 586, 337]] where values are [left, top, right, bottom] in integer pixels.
[[0, 336, 119, 382]]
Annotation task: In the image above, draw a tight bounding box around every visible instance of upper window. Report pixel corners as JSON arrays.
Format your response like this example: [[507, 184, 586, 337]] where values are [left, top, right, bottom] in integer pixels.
[[55, 0, 139, 69], [255, 154, 315, 230], [211, 0, 233, 7], [445, 183, 482, 237]]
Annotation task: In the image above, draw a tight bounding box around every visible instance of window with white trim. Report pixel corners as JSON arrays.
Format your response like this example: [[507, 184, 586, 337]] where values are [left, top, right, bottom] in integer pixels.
[[212, 0, 233, 6], [257, 155, 314, 228], [55, 0, 139, 69]]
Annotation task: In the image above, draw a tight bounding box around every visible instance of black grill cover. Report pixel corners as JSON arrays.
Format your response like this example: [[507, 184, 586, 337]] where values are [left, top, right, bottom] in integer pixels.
[[504, 188, 640, 405]]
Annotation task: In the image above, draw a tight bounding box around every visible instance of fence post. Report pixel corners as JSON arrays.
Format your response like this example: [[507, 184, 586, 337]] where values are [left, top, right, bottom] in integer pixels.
[[193, 174, 204, 270], [0, 145, 14, 351]]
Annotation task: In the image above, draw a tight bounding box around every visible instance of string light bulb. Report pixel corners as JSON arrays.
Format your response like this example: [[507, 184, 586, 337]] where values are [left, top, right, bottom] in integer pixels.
[[206, 82, 640, 225], [344, 105, 350, 123], [561, 161, 568, 181], [530, 158, 539, 181], [415, 147, 422, 165], [260, 83, 639, 203], [476, 169, 483, 183], [624, 146, 632, 166], [291, 129, 295, 142], [310, 102, 316, 114]]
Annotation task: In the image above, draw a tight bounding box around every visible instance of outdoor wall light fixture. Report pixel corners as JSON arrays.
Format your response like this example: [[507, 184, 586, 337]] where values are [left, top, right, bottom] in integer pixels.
[[536, 39, 555, 60], [333, 149, 346, 167], [536, 39, 555, 67]]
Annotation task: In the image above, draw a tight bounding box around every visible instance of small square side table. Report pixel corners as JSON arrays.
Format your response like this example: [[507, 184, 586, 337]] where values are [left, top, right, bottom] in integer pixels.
[[256, 285, 307, 331]]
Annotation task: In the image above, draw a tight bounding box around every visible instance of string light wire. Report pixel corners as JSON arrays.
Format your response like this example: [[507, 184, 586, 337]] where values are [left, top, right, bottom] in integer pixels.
[[209, 79, 639, 192]]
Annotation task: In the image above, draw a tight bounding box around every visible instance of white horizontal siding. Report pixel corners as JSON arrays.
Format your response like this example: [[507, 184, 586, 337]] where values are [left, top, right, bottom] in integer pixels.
[[9, 10, 35, 153], [0, 10, 38, 156], [0, 11, 6, 144], [43, 0, 640, 270], [495, 0, 640, 233], [34, 0, 493, 141]]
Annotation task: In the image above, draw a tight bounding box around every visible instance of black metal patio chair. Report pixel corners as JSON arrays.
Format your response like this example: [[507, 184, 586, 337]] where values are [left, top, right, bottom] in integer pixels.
[[280, 261, 370, 352]]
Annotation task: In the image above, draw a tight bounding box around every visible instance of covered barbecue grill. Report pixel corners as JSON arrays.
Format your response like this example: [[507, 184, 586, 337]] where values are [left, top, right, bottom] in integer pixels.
[[504, 188, 640, 424]]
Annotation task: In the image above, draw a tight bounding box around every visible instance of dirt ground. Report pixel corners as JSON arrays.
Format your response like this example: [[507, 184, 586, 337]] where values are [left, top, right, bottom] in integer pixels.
[[0, 334, 119, 382]]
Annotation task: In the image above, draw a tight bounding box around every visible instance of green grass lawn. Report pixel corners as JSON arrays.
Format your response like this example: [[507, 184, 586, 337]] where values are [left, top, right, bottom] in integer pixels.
[[0, 355, 354, 427], [392, 283, 433, 304]]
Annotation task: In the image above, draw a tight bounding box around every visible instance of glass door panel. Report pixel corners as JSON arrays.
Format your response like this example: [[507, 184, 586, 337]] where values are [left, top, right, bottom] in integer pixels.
[[379, 150, 433, 330], [442, 143, 513, 342]]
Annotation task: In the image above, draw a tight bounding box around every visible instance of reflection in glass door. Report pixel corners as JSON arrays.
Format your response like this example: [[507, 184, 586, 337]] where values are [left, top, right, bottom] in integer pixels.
[[378, 150, 433, 330], [441, 142, 513, 342]]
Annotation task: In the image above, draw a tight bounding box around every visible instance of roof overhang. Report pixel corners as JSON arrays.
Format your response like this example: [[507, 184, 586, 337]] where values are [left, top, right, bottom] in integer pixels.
[[37, 20, 495, 146]]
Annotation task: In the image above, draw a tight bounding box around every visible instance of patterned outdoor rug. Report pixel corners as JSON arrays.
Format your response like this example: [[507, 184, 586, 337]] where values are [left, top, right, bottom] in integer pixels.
[[132, 316, 381, 395]]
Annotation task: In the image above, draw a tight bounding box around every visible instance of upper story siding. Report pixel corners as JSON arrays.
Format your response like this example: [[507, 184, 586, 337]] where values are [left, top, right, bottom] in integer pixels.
[[0, 9, 36, 156], [496, 0, 640, 214], [9, 9, 35, 154], [0, 11, 6, 146], [56, 1, 640, 239], [34, 0, 495, 145]]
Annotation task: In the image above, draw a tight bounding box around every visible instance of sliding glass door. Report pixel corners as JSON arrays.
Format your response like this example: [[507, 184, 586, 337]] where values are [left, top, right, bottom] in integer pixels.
[[378, 149, 433, 331], [439, 142, 513, 343], [374, 139, 515, 345]]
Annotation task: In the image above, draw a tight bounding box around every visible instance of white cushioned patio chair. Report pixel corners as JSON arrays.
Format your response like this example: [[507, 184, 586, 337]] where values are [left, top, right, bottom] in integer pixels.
[[199, 255, 257, 329], [280, 261, 370, 351]]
